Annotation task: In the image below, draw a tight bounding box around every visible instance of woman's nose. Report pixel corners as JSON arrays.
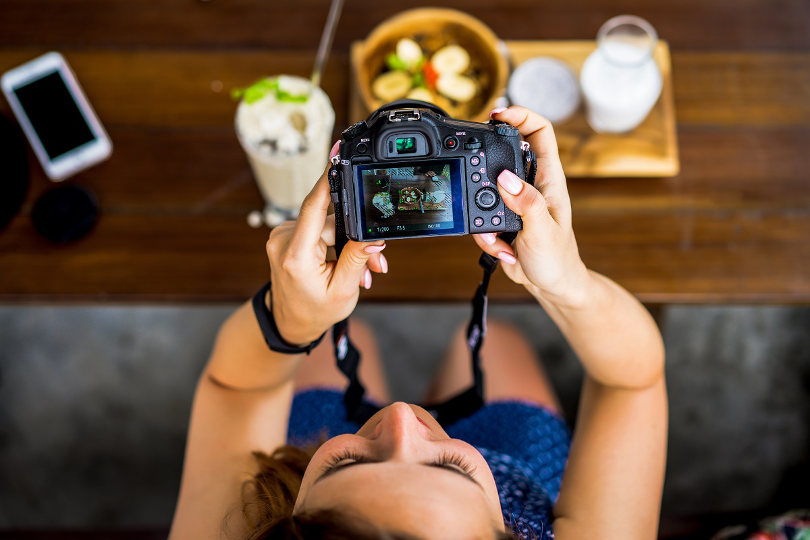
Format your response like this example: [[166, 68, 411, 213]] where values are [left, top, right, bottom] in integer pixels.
[[374, 402, 430, 456]]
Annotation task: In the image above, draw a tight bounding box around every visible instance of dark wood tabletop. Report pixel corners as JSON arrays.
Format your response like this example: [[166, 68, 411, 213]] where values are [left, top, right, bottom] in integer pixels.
[[1, 0, 808, 303]]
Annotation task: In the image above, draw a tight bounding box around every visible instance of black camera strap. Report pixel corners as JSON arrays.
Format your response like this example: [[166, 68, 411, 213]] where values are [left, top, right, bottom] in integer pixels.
[[327, 145, 536, 427]]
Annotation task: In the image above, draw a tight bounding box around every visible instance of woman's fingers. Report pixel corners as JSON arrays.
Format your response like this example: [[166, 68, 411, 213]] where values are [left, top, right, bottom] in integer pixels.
[[366, 251, 388, 274], [329, 239, 385, 294], [472, 233, 517, 265], [490, 106, 570, 225], [320, 213, 336, 246], [321, 214, 387, 277], [491, 105, 561, 170], [290, 172, 332, 248], [496, 170, 554, 225]]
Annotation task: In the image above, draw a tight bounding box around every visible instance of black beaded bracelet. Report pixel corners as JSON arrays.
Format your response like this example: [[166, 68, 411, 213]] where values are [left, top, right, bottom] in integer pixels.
[[252, 280, 326, 355]]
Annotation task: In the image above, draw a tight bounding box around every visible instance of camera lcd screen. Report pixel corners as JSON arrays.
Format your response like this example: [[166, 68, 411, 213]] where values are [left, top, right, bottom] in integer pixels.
[[356, 158, 466, 240], [13, 70, 97, 160]]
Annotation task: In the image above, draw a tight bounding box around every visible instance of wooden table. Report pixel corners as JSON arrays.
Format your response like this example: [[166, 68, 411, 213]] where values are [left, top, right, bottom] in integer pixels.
[[0, 0, 808, 303]]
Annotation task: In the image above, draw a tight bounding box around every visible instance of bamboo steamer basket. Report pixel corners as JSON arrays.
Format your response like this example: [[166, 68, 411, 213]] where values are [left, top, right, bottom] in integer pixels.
[[355, 8, 509, 122]]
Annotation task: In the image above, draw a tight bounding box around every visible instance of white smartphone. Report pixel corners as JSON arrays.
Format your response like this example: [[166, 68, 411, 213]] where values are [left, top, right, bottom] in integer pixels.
[[1, 52, 112, 181]]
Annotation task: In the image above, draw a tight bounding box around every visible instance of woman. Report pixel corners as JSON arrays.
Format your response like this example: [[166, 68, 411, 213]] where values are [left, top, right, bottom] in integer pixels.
[[170, 106, 667, 539]]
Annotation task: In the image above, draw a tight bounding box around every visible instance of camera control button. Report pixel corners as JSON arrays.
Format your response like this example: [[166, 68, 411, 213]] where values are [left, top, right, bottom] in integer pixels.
[[491, 215, 502, 226], [473, 216, 485, 227], [471, 172, 481, 182], [470, 156, 481, 166], [443, 136, 459, 150], [464, 137, 482, 150], [343, 121, 367, 139], [495, 125, 520, 137], [356, 143, 368, 154], [474, 187, 499, 211]]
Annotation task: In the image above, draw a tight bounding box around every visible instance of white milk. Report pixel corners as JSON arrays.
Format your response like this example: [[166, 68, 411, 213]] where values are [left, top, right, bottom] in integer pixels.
[[580, 41, 662, 133], [235, 75, 334, 217]]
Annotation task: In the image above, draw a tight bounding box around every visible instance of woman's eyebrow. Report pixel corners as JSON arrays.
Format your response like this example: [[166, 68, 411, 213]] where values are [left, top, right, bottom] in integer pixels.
[[315, 460, 482, 489]]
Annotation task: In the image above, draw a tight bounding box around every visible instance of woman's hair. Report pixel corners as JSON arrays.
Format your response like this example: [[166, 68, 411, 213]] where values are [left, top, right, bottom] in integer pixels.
[[233, 444, 527, 540]]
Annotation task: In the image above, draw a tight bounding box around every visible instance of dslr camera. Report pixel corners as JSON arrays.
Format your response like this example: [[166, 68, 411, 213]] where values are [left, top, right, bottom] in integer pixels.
[[329, 100, 535, 241]]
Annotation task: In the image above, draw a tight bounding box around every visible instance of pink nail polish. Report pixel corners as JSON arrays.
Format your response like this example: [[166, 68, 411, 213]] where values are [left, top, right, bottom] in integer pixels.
[[497, 170, 523, 195], [329, 140, 340, 158], [364, 268, 372, 289], [364, 243, 386, 254], [497, 251, 517, 265], [482, 233, 497, 245], [379, 253, 388, 274], [489, 107, 507, 118]]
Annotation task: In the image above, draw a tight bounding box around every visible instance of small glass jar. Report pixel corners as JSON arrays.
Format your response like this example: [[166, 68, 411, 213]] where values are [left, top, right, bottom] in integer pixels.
[[580, 15, 662, 133]]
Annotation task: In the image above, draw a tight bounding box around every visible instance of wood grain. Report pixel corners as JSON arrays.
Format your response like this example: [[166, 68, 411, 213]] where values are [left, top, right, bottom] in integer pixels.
[[1, 209, 807, 303], [1, 0, 809, 51], [0, 3, 808, 303]]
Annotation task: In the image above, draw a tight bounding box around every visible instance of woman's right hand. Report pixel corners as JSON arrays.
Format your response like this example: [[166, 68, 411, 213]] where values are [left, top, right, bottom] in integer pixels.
[[473, 106, 591, 307]]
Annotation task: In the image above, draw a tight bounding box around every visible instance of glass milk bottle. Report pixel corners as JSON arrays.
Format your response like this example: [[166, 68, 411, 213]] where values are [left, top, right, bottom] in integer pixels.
[[580, 15, 662, 133]]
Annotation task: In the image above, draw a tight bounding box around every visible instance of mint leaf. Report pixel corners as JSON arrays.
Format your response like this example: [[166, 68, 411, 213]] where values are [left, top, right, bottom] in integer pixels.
[[232, 77, 279, 103], [276, 89, 309, 103], [232, 76, 309, 104]]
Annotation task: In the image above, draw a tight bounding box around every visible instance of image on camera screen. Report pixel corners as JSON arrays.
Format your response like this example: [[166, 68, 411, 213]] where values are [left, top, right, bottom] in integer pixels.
[[356, 159, 465, 239]]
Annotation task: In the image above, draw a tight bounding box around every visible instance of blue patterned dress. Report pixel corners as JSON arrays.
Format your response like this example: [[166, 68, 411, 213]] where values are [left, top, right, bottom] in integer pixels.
[[287, 389, 571, 538]]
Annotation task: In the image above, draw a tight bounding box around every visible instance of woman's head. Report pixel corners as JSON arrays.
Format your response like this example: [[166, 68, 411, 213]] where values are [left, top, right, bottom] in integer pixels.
[[240, 402, 511, 539], [295, 402, 505, 537]]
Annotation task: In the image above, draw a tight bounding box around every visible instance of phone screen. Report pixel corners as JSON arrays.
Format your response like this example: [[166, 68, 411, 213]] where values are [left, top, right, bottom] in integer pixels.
[[13, 70, 97, 160]]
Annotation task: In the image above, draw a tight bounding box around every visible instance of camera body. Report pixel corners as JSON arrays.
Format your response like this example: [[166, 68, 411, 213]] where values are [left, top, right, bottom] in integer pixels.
[[330, 100, 531, 241]]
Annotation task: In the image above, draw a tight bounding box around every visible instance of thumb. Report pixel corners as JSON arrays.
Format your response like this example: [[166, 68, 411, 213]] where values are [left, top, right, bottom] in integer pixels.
[[330, 240, 386, 293], [496, 169, 552, 231]]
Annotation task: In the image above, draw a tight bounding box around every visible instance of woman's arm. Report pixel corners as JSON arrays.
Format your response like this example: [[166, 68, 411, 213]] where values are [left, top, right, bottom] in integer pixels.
[[539, 273, 667, 539], [475, 106, 667, 539], [169, 302, 304, 539], [170, 172, 386, 539]]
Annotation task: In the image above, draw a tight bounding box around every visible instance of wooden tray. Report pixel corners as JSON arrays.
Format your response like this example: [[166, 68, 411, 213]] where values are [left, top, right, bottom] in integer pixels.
[[349, 40, 679, 178]]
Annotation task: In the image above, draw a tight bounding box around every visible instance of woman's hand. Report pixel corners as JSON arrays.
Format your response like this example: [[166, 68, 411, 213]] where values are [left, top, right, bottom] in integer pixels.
[[266, 158, 388, 346], [473, 106, 590, 307]]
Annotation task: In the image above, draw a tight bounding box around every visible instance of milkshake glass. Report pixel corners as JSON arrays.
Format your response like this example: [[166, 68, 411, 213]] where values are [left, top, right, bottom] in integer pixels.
[[235, 75, 335, 225]]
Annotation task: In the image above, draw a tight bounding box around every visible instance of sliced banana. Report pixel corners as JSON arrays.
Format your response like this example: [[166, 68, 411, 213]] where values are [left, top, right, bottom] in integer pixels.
[[396, 38, 423, 68], [430, 44, 470, 75], [372, 70, 412, 102], [406, 87, 435, 103], [436, 73, 477, 102]]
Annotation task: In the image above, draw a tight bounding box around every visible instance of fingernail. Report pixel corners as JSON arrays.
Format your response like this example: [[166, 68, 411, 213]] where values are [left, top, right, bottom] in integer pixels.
[[489, 107, 507, 118], [330, 140, 340, 158], [481, 233, 497, 245], [363, 268, 372, 289], [363, 243, 386, 254], [497, 251, 517, 265], [497, 170, 524, 195], [379, 253, 388, 274]]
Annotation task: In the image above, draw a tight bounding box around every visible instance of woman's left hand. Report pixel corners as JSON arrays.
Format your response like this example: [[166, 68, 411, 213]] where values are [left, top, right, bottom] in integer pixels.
[[265, 169, 388, 346]]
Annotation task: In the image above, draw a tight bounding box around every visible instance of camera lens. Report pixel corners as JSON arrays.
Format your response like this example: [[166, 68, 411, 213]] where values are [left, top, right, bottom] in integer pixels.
[[474, 187, 499, 211]]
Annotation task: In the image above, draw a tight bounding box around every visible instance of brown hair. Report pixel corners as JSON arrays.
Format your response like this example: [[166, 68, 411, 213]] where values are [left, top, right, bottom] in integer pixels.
[[234, 444, 527, 540]]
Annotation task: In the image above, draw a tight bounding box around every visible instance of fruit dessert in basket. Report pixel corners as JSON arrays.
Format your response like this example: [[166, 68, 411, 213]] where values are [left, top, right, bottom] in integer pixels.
[[371, 37, 482, 119]]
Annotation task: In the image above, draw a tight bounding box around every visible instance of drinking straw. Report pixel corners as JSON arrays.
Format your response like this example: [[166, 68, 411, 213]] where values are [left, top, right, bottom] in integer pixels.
[[311, 0, 345, 88]]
